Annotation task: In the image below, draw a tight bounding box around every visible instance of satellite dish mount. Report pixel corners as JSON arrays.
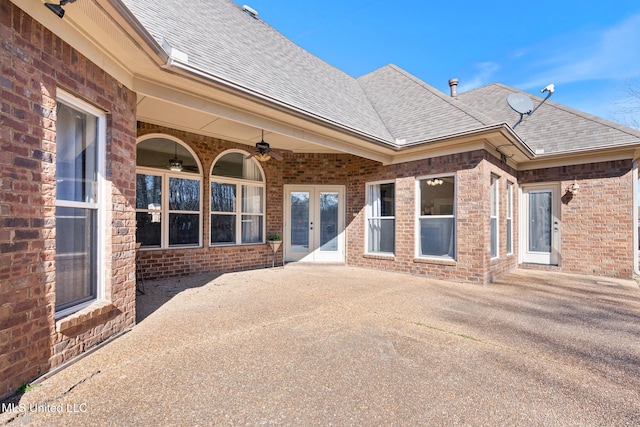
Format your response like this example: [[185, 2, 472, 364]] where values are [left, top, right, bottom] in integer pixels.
[[507, 84, 555, 129]]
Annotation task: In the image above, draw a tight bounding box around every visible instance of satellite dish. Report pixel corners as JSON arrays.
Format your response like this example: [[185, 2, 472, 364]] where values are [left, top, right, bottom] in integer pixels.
[[506, 93, 534, 115]]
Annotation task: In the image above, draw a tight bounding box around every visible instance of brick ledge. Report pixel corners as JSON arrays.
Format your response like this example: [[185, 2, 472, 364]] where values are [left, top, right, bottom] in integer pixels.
[[413, 257, 457, 266], [55, 301, 116, 333]]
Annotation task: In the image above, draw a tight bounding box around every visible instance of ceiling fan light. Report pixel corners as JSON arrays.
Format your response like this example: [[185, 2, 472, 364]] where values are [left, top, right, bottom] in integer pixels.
[[255, 153, 271, 162], [168, 157, 183, 171]]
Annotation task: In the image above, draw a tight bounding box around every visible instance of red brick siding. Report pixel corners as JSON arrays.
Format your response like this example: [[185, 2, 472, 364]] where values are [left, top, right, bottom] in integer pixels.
[[519, 160, 634, 278], [0, 2, 137, 398]]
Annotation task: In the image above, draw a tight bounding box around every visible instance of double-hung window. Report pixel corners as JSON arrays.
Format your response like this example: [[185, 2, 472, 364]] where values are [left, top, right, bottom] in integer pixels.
[[366, 181, 395, 254], [136, 137, 202, 248], [55, 91, 105, 316], [506, 181, 513, 255], [490, 174, 499, 258], [211, 152, 265, 245], [417, 176, 456, 259]]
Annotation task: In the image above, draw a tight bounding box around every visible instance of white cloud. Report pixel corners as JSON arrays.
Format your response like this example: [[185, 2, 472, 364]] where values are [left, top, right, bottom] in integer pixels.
[[458, 61, 501, 92], [517, 13, 640, 89]]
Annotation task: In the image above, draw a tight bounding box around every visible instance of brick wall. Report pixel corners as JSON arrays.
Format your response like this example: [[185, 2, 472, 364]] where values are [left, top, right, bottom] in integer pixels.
[[345, 150, 518, 284], [519, 160, 634, 278], [0, 1, 137, 398]]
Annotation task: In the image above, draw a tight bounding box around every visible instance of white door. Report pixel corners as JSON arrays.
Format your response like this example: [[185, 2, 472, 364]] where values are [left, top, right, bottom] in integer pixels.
[[284, 185, 345, 263], [521, 185, 560, 265]]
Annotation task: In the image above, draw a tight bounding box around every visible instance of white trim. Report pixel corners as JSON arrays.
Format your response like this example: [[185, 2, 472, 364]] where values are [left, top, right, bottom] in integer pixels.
[[415, 174, 457, 261], [135, 135, 204, 249], [54, 89, 107, 317], [634, 162, 639, 275], [519, 183, 561, 265], [210, 150, 266, 246], [365, 180, 396, 256], [506, 181, 514, 256], [490, 174, 499, 259]]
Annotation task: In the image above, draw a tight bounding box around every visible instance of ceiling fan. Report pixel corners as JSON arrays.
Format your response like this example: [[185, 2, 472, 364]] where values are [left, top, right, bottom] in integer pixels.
[[245, 130, 293, 161]]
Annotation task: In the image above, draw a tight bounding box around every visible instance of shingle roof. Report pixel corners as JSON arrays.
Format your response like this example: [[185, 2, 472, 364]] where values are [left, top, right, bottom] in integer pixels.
[[457, 83, 640, 154], [121, 0, 640, 155], [121, 0, 393, 142], [357, 65, 496, 144]]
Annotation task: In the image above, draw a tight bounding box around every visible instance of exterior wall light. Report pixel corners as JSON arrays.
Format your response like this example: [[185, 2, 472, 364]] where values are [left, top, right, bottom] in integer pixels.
[[45, 0, 76, 18], [567, 181, 580, 195]]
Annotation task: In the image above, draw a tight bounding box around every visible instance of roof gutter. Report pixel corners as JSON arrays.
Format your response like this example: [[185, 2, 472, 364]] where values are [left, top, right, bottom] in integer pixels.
[[397, 123, 537, 160], [104, 0, 538, 162]]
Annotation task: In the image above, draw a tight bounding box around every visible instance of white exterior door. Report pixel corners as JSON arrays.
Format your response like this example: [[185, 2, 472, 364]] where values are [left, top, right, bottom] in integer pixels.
[[284, 185, 345, 263], [521, 184, 560, 265]]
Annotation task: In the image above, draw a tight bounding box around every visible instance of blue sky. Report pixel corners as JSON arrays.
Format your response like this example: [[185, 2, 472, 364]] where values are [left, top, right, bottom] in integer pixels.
[[234, 1, 640, 127]]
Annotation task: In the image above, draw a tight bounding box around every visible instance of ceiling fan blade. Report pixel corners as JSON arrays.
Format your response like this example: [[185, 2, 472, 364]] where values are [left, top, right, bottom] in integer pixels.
[[273, 148, 293, 154], [269, 150, 283, 160], [245, 152, 257, 159]]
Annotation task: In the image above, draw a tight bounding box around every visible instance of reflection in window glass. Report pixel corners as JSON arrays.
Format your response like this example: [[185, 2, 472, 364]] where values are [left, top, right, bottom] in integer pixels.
[[367, 182, 395, 254], [135, 139, 202, 248], [418, 176, 455, 258], [211, 152, 265, 245], [320, 192, 338, 251]]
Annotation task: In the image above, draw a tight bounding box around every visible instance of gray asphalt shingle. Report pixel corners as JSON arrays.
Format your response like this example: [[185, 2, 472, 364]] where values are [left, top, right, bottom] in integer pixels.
[[121, 0, 640, 155]]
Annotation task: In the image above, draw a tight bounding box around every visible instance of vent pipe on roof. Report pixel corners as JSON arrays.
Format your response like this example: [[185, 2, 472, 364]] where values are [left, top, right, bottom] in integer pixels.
[[448, 78, 459, 97], [242, 5, 259, 19]]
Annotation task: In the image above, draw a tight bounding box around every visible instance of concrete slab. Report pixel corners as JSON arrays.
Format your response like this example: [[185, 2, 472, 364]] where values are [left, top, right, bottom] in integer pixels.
[[2, 267, 639, 426]]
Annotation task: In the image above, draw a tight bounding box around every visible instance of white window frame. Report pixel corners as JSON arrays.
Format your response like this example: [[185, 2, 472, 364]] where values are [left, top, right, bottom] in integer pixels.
[[55, 90, 106, 319], [135, 168, 203, 249], [365, 180, 396, 255], [506, 181, 514, 255], [415, 174, 456, 260], [490, 174, 499, 259], [135, 136, 203, 249], [210, 150, 266, 246]]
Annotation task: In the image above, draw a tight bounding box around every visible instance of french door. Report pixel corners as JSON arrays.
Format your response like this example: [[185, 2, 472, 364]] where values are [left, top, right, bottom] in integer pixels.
[[521, 184, 560, 265], [284, 185, 345, 263]]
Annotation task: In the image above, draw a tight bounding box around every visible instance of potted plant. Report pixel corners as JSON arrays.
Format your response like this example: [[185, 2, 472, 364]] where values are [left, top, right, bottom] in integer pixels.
[[267, 234, 282, 267], [267, 234, 282, 250]]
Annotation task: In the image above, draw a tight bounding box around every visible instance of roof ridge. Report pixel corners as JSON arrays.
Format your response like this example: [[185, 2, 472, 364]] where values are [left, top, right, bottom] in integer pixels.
[[386, 65, 498, 127]]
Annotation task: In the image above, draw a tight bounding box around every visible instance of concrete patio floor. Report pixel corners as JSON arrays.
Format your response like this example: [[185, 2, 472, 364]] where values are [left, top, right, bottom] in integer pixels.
[[2, 266, 640, 426]]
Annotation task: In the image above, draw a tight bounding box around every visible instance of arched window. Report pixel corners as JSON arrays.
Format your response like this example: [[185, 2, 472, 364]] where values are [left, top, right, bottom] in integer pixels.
[[210, 151, 265, 245], [136, 136, 202, 248]]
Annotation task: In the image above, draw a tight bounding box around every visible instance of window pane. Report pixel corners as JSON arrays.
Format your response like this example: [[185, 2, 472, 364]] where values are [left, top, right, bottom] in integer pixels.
[[368, 218, 395, 253], [241, 215, 263, 243], [211, 214, 236, 244], [169, 214, 199, 246], [136, 211, 161, 247], [491, 218, 498, 257], [55, 207, 96, 310], [242, 185, 263, 214], [420, 178, 454, 215], [136, 174, 162, 209], [529, 192, 551, 252], [56, 102, 98, 203], [320, 192, 338, 251], [136, 138, 199, 174], [420, 217, 455, 257], [211, 152, 263, 181], [290, 192, 309, 251], [506, 220, 513, 254], [379, 183, 395, 216], [211, 182, 236, 212], [170, 178, 200, 211]]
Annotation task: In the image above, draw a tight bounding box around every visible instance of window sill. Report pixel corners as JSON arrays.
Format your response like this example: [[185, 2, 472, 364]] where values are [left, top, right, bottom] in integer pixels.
[[363, 253, 395, 260], [413, 257, 457, 266], [56, 300, 116, 334]]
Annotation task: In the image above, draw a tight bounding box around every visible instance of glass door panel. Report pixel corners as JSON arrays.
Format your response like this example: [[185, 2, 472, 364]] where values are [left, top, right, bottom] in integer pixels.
[[319, 192, 339, 252], [285, 186, 344, 263], [290, 191, 310, 253], [522, 186, 559, 265]]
